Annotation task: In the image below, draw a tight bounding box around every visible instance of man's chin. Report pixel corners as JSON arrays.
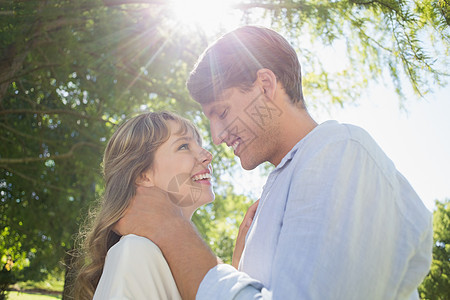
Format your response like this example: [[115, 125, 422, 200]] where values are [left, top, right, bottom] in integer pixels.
[[238, 156, 259, 171]]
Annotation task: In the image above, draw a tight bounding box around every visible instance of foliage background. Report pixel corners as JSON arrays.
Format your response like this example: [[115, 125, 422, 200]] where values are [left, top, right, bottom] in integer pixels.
[[0, 0, 448, 299], [418, 199, 450, 300]]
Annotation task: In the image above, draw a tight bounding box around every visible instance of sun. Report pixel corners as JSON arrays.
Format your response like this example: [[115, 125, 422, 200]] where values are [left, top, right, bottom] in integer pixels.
[[168, 0, 240, 34]]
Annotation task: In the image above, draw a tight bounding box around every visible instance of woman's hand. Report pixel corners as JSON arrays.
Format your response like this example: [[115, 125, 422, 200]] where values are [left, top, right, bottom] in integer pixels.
[[232, 199, 259, 269]]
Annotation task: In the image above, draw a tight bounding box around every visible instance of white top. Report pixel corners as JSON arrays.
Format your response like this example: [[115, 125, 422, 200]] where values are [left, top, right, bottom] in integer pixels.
[[93, 234, 181, 300], [197, 120, 433, 299]]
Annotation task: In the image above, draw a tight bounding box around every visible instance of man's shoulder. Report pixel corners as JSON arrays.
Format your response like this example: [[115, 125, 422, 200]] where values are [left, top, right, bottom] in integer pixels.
[[293, 120, 367, 154], [311, 120, 371, 142], [289, 120, 392, 174]]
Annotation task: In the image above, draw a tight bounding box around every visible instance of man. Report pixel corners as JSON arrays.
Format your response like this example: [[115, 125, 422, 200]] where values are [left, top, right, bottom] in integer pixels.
[[116, 26, 432, 299]]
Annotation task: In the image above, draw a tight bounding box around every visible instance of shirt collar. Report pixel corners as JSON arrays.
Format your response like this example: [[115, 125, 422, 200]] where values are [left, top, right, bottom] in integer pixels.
[[274, 120, 338, 171], [274, 140, 300, 170]]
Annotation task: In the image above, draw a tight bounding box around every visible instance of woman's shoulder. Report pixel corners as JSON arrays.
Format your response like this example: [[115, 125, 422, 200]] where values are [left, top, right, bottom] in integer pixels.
[[108, 234, 162, 258], [119, 234, 160, 248], [96, 238, 181, 299]]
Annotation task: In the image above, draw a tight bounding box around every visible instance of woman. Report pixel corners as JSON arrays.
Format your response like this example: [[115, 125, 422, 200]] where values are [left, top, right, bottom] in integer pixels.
[[74, 111, 216, 299]]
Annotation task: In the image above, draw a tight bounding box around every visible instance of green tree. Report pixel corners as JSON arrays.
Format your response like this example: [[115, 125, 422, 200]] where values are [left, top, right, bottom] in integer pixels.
[[418, 199, 450, 300], [0, 1, 212, 297]]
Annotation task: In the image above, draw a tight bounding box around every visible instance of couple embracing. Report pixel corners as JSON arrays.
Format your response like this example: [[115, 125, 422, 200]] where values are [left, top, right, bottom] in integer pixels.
[[74, 26, 432, 300]]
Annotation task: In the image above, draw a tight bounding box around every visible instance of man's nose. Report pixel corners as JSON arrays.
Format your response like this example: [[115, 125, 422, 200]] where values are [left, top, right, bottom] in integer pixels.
[[210, 122, 226, 145]]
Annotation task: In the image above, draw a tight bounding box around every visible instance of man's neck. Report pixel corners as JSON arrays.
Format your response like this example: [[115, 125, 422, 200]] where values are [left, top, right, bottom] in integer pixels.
[[271, 105, 317, 166]]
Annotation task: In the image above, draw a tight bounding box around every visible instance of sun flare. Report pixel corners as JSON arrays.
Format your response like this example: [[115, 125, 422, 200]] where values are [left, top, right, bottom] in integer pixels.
[[168, 0, 240, 33]]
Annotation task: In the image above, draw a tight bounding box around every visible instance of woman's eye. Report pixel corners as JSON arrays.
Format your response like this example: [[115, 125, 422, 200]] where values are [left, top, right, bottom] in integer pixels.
[[178, 143, 189, 150]]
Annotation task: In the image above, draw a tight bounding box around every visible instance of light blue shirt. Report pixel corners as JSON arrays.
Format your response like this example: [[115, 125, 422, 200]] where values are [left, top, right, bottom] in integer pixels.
[[197, 121, 432, 299]]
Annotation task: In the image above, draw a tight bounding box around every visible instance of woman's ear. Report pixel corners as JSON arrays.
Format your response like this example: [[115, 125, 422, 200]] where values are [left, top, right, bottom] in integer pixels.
[[135, 170, 154, 187], [256, 68, 277, 100]]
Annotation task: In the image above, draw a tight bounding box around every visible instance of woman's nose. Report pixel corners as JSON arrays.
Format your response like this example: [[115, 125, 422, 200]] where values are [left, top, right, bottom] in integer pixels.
[[198, 148, 213, 165]]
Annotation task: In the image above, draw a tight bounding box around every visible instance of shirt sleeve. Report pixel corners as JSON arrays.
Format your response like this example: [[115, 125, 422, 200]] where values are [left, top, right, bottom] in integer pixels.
[[93, 234, 181, 300], [197, 264, 268, 299]]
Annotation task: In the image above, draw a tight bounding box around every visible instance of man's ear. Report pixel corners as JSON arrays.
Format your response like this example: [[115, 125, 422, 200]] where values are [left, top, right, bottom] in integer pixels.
[[256, 68, 277, 100], [135, 170, 155, 187]]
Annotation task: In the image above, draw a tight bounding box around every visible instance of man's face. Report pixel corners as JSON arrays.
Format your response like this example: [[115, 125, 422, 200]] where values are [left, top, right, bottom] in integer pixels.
[[201, 85, 282, 170]]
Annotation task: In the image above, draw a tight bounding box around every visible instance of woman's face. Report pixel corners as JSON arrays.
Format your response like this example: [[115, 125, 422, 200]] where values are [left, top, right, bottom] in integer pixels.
[[145, 121, 214, 217]]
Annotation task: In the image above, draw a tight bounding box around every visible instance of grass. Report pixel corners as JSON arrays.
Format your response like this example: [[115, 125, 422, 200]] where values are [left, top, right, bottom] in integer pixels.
[[6, 291, 61, 300], [13, 279, 63, 294], [6, 278, 63, 300]]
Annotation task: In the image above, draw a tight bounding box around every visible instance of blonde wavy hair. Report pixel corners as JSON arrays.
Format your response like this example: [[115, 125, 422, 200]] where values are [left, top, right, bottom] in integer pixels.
[[73, 111, 201, 300]]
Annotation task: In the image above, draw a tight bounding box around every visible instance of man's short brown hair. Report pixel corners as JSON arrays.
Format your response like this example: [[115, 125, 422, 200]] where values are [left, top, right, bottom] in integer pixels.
[[186, 26, 304, 108]]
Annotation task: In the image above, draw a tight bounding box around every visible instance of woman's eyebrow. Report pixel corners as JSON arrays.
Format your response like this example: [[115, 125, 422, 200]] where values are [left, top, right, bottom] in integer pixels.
[[171, 136, 192, 146]]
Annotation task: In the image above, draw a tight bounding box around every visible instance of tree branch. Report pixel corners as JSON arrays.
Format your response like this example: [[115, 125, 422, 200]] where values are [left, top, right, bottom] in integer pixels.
[[0, 109, 114, 124], [1, 165, 67, 192], [0, 63, 61, 85], [232, 2, 303, 11], [0, 44, 28, 103], [102, 0, 166, 6], [0, 123, 59, 146], [0, 141, 102, 164]]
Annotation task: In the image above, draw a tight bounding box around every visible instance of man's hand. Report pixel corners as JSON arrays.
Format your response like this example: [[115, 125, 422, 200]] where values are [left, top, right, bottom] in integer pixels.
[[232, 199, 259, 269], [114, 186, 184, 244]]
